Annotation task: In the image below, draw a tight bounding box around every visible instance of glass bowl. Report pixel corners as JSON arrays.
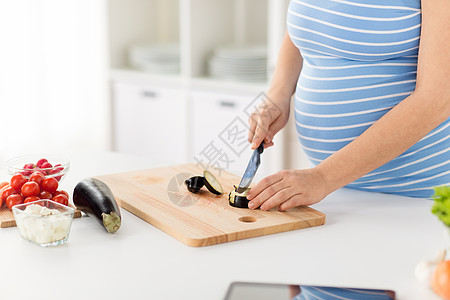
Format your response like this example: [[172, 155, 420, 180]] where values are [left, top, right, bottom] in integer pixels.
[[12, 199, 75, 247], [6, 154, 70, 182]]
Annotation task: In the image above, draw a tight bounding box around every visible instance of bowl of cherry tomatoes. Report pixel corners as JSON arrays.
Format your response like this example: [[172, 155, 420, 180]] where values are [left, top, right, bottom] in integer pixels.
[[0, 155, 70, 210], [6, 155, 70, 182]]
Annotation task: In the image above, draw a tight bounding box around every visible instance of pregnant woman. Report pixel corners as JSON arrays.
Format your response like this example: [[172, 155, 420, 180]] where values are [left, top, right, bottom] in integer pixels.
[[247, 0, 450, 211]]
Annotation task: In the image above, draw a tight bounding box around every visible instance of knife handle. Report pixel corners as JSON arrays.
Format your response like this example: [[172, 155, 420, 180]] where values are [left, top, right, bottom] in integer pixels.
[[257, 143, 264, 154]]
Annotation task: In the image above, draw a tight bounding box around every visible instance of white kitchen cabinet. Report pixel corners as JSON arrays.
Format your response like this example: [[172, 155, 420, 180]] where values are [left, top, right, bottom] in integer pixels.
[[112, 82, 186, 164], [191, 90, 258, 175]]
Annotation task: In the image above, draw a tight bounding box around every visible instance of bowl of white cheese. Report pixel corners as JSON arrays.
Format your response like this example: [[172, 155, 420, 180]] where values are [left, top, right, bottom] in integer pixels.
[[12, 199, 75, 247]]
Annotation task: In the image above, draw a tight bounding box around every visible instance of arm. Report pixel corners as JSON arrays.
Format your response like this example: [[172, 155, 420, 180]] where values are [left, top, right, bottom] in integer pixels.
[[247, 0, 450, 211], [248, 32, 303, 149]]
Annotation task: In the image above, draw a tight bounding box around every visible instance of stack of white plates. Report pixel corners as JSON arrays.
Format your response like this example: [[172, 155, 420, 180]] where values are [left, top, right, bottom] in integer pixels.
[[128, 43, 180, 74], [208, 45, 267, 82]]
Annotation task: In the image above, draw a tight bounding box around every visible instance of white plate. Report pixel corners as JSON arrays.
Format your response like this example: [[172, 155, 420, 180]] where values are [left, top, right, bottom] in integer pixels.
[[214, 45, 267, 60]]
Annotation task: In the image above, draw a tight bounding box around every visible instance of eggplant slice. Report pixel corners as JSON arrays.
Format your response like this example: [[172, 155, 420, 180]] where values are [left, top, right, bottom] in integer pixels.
[[229, 186, 251, 208], [203, 170, 223, 195], [184, 176, 205, 193]]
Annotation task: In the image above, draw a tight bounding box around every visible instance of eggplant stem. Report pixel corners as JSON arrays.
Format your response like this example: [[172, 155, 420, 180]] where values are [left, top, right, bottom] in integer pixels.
[[102, 212, 121, 233]]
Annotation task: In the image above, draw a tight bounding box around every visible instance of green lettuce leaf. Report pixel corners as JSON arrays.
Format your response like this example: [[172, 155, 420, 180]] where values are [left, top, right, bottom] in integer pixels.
[[431, 185, 450, 227]]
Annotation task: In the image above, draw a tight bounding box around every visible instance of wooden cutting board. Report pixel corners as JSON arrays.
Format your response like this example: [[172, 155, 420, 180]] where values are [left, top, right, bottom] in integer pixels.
[[95, 164, 326, 247], [0, 204, 82, 228]]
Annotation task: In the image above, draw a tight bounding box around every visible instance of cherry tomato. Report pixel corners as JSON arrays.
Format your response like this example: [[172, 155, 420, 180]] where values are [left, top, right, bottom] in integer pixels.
[[6, 194, 23, 209], [10, 174, 28, 191], [1, 186, 17, 202], [24, 196, 40, 204], [0, 184, 11, 207], [52, 194, 68, 206], [53, 190, 69, 198], [42, 177, 58, 193], [41, 162, 52, 169], [21, 181, 40, 197], [29, 171, 45, 187], [36, 159, 48, 168], [39, 191, 53, 199], [21, 170, 32, 176], [0, 183, 8, 207], [23, 163, 35, 170]]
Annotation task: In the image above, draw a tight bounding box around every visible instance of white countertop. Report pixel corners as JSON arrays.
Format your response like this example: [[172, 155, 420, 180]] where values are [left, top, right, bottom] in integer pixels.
[[0, 151, 446, 300]]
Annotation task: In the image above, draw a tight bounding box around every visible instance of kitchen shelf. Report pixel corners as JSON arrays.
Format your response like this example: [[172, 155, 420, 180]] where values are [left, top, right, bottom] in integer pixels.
[[190, 77, 267, 94], [110, 68, 183, 87], [108, 0, 180, 71], [107, 0, 303, 173], [188, 0, 268, 79]]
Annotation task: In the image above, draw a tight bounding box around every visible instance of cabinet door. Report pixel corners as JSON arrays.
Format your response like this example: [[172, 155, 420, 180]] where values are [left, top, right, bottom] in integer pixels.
[[112, 82, 185, 164], [191, 90, 267, 176]]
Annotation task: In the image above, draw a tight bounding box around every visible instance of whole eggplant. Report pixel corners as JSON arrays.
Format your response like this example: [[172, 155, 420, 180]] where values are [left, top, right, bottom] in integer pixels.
[[73, 178, 121, 233]]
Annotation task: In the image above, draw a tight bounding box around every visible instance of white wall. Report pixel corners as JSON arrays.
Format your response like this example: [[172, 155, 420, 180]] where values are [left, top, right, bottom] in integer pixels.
[[0, 0, 108, 163]]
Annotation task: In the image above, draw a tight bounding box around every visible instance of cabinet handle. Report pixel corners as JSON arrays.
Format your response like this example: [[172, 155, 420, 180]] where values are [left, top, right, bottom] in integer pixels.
[[219, 100, 236, 108], [142, 90, 158, 99]]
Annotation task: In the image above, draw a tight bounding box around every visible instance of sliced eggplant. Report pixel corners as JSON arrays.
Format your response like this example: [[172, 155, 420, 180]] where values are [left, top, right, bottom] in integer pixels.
[[73, 178, 121, 233], [203, 170, 223, 195], [184, 176, 205, 193], [229, 185, 251, 208]]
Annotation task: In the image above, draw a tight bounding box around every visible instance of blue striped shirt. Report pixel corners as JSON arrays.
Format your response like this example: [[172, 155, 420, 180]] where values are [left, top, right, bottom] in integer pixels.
[[287, 0, 450, 198]]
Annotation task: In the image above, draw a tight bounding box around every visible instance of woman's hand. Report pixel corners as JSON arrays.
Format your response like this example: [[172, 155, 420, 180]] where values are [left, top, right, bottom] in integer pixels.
[[246, 168, 330, 211], [247, 95, 290, 150]]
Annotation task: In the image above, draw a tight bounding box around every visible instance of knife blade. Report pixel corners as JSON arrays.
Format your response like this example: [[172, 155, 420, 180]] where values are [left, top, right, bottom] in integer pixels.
[[237, 143, 264, 193]]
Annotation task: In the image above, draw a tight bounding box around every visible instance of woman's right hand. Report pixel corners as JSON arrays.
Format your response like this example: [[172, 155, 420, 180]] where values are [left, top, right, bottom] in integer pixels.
[[248, 94, 291, 149]]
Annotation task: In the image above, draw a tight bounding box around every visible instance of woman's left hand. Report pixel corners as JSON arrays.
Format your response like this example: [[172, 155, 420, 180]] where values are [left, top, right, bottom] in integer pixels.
[[246, 168, 330, 211]]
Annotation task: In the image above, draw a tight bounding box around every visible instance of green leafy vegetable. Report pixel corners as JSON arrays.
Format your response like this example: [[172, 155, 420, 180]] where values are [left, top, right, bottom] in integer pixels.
[[431, 185, 450, 227]]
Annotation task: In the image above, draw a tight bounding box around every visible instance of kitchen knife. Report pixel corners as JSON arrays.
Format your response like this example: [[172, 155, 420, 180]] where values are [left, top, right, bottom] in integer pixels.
[[237, 143, 264, 193]]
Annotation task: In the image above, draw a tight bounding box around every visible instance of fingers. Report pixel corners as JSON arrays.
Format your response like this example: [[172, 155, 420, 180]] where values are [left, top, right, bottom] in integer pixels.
[[247, 105, 281, 149], [266, 116, 286, 143], [260, 188, 299, 211], [250, 182, 289, 210], [263, 141, 274, 149], [247, 113, 258, 144], [247, 172, 283, 201], [278, 194, 304, 211], [251, 120, 269, 149], [246, 169, 327, 211]]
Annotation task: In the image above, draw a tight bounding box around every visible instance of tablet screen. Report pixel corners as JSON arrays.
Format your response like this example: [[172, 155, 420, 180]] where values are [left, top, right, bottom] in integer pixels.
[[224, 282, 395, 300]]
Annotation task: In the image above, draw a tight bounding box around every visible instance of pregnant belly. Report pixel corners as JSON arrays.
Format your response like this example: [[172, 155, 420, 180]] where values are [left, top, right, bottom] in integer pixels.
[[294, 57, 418, 163]]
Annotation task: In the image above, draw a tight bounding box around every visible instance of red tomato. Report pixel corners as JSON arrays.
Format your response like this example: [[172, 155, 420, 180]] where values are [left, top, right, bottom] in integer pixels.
[[24, 196, 40, 204], [54, 190, 69, 198], [23, 163, 35, 170], [10, 174, 28, 191], [21, 181, 40, 197], [1, 186, 17, 202], [36, 158, 48, 168], [52, 194, 68, 206], [29, 171, 45, 187], [41, 162, 52, 169], [42, 177, 58, 193], [39, 191, 53, 199], [6, 194, 23, 209], [0, 184, 11, 207], [0, 183, 8, 207]]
